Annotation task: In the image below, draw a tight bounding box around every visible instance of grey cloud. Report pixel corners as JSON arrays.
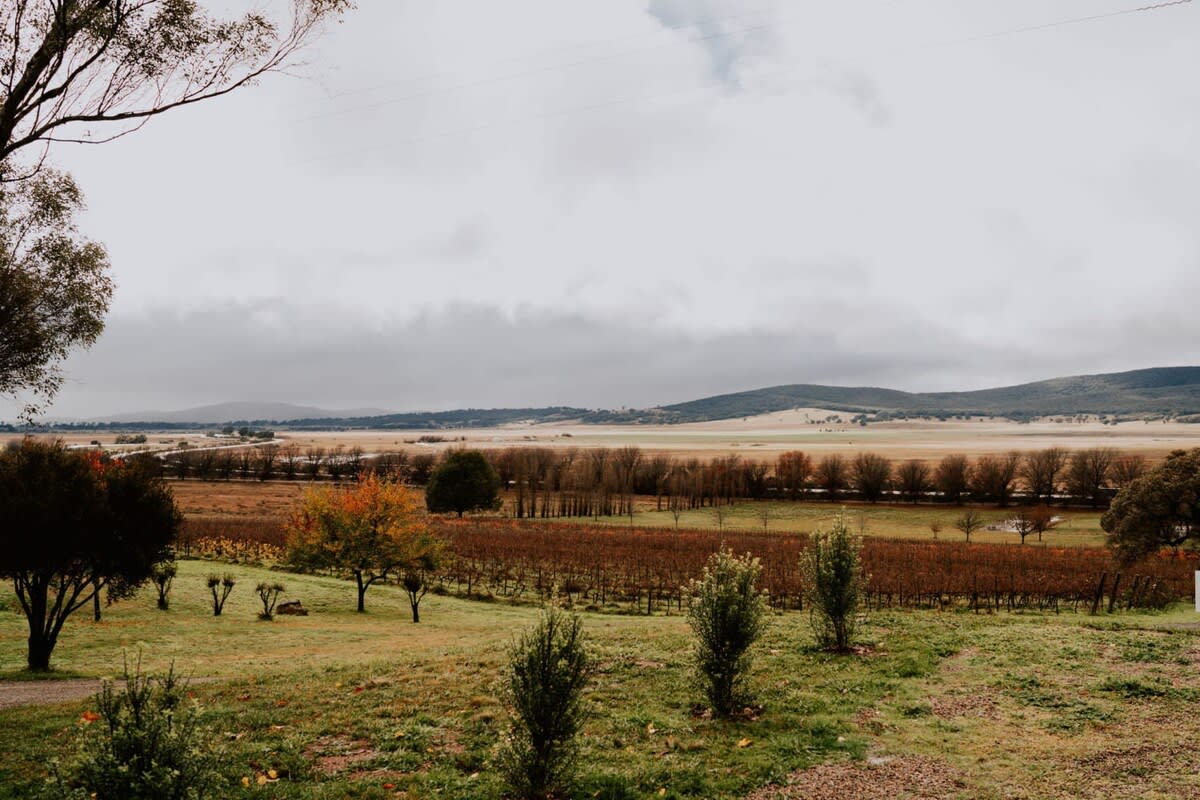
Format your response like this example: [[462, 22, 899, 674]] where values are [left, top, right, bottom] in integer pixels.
[[9, 300, 1190, 422]]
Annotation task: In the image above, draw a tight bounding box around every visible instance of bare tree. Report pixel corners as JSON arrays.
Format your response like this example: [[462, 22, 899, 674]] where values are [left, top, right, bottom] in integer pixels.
[[815, 454, 847, 502], [1066, 448, 1116, 508], [775, 451, 812, 500], [896, 459, 930, 503], [851, 452, 892, 503], [0, 1, 351, 178], [1109, 454, 1146, 490], [934, 454, 971, 505], [954, 508, 985, 543], [1020, 447, 1067, 504]]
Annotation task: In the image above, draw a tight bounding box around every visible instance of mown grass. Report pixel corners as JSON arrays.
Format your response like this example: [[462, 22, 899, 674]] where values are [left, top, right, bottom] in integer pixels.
[[0, 560, 1196, 799]]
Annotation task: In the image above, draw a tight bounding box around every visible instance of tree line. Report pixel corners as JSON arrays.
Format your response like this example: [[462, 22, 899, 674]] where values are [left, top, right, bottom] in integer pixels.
[[159, 443, 1149, 512]]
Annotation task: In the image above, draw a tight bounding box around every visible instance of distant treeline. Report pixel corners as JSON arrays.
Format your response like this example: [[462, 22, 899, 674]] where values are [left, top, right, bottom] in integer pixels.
[[157, 443, 1148, 513]]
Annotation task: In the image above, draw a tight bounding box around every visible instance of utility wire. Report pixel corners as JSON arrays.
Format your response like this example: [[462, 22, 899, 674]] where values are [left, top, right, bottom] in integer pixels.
[[302, 5, 779, 106], [293, 0, 1193, 167]]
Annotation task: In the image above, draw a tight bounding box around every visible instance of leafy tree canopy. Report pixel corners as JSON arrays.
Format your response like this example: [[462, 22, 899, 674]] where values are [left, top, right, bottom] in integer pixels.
[[1102, 448, 1200, 565], [0, 438, 179, 670], [0, 169, 110, 419], [425, 449, 501, 517]]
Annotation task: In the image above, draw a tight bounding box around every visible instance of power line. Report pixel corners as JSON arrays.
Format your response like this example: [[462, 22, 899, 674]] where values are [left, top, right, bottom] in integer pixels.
[[301, 5, 779, 107], [292, 0, 1193, 167]]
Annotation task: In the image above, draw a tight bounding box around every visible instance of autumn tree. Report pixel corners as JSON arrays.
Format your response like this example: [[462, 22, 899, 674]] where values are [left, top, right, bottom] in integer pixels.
[[425, 449, 501, 517], [0, 439, 179, 670], [287, 474, 441, 615], [1102, 449, 1200, 564], [971, 452, 1021, 506], [0, 170, 110, 418]]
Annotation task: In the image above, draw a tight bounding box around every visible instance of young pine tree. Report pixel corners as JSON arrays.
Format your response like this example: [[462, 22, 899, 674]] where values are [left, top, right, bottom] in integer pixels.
[[497, 605, 590, 800]]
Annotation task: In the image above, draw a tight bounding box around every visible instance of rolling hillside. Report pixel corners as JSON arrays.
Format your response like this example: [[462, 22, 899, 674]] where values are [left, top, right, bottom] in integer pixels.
[[647, 367, 1200, 422], [35, 367, 1200, 430]]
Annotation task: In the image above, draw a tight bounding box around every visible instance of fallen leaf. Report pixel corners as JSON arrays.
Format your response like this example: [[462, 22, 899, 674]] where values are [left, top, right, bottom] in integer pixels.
[[737, 738, 753, 748]]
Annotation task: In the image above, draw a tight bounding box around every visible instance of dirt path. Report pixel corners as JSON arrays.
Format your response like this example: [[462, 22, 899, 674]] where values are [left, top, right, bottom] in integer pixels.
[[0, 679, 106, 710], [0, 676, 219, 710]]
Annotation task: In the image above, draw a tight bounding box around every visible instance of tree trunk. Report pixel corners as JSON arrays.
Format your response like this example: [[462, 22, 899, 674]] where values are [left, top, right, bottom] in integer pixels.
[[93, 588, 101, 622], [27, 631, 54, 672], [410, 600, 420, 623], [355, 571, 367, 612]]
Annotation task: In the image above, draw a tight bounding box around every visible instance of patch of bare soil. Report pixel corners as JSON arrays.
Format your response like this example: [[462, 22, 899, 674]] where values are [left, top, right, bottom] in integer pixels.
[[747, 755, 967, 800], [1068, 743, 1200, 799], [929, 690, 999, 721], [304, 735, 379, 775]]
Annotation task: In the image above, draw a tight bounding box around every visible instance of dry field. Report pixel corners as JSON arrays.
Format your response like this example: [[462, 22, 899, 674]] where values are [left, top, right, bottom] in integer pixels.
[[226, 412, 1200, 462], [9, 410, 1200, 464]]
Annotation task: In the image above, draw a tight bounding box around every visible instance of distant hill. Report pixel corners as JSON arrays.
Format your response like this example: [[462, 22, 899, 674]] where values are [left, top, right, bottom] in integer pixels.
[[37, 367, 1200, 431], [644, 366, 1200, 422], [98, 401, 393, 425]]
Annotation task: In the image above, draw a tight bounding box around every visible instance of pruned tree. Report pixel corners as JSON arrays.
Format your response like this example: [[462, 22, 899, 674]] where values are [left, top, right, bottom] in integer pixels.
[[1102, 448, 1200, 564], [0, 0, 352, 176], [0, 439, 179, 670], [0, 169, 110, 418], [287, 473, 440, 613]]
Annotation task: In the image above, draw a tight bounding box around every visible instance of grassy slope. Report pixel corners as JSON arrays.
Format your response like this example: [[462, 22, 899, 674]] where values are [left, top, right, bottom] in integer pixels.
[[1, 560, 1197, 798]]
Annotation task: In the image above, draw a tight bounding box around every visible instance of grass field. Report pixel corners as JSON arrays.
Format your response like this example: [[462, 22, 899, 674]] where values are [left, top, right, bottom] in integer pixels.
[[2, 560, 1199, 798], [569, 499, 1107, 547]]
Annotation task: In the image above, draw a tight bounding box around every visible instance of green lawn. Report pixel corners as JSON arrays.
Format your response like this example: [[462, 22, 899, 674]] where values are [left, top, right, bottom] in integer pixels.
[[1, 560, 1197, 798], [559, 499, 1107, 547]]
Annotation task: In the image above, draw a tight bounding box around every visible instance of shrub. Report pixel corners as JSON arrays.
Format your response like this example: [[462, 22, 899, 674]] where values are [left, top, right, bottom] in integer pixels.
[[497, 605, 590, 799], [207, 574, 235, 616], [151, 561, 176, 611], [51, 660, 222, 799], [802, 512, 864, 652], [255, 581, 284, 621], [684, 548, 768, 716]]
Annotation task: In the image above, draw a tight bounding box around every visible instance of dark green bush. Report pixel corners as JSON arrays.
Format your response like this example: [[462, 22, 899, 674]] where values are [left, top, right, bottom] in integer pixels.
[[802, 512, 864, 652], [497, 605, 590, 799], [51, 661, 222, 799], [684, 548, 768, 717]]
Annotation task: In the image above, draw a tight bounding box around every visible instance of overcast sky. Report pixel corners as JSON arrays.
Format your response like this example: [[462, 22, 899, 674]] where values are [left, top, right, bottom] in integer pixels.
[[5, 0, 1199, 420]]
